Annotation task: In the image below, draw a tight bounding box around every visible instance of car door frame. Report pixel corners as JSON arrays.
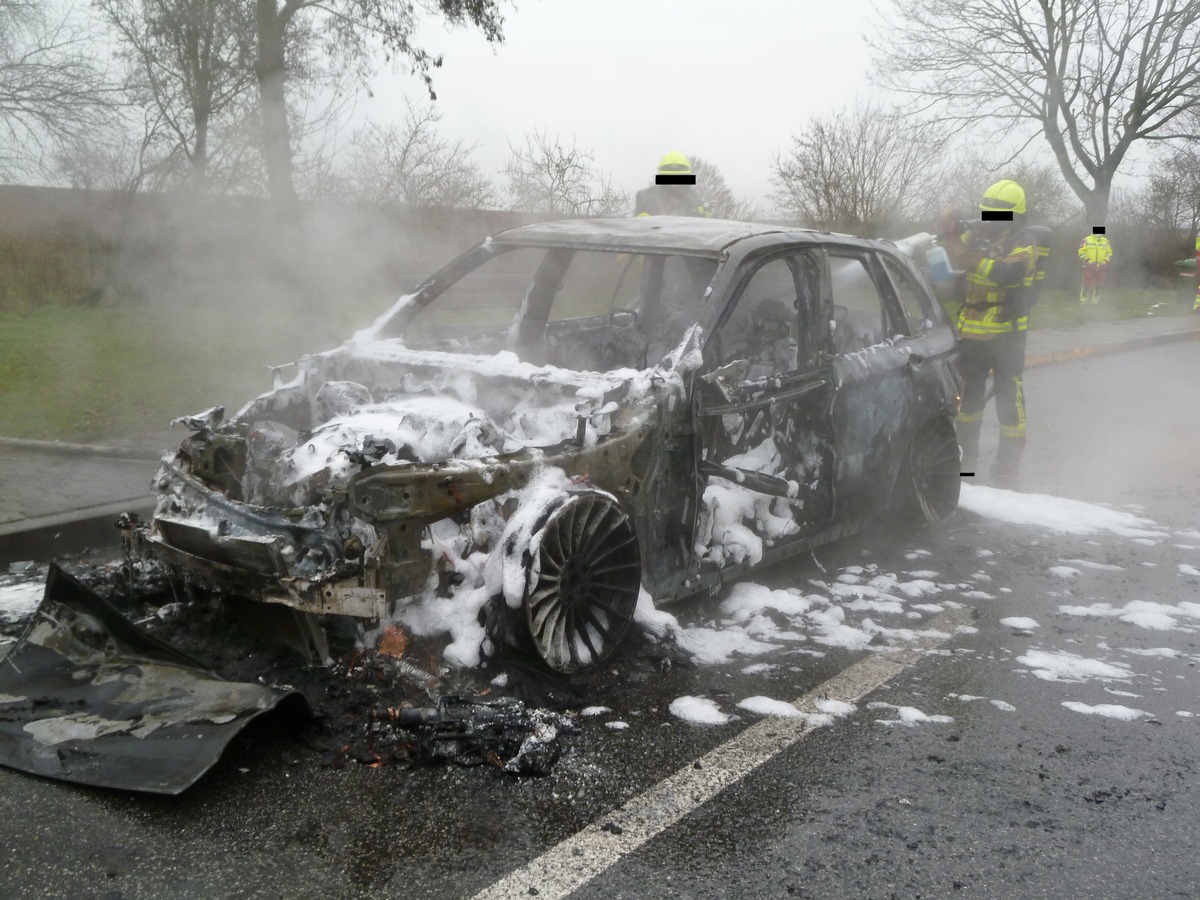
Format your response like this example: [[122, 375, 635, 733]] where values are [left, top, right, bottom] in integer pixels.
[[823, 243, 944, 520], [686, 246, 838, 587]]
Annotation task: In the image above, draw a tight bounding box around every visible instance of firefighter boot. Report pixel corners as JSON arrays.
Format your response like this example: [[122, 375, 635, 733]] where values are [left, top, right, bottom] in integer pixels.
[[991, 436, 1025, 490], [956, 418, 982, 476]]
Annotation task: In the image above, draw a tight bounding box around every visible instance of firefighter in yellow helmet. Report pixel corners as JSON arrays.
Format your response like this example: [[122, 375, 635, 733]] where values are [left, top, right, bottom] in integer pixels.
[[634, 151, 712, 217], [1078, 229, 1113, 303], [944, 179, 1041, 488]]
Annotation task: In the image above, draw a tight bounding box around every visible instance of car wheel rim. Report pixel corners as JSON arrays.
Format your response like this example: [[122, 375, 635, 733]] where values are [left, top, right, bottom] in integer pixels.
[[525, 493, 640, 674], [910, 425, 961, 525]]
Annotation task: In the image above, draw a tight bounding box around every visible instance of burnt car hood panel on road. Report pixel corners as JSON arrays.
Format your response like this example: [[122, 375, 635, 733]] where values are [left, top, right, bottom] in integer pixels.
[[0, 566, 308, 794]]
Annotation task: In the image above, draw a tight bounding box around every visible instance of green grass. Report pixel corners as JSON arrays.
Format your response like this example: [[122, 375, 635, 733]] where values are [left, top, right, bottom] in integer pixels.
[[937, 286, 1189, 329], [1027, 286, 1188, 327], [0, 306, 344, 442]]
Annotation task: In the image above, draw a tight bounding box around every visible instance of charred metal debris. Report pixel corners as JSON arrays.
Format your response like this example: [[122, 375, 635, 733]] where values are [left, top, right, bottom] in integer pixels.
[[0, 564, 584, 793]]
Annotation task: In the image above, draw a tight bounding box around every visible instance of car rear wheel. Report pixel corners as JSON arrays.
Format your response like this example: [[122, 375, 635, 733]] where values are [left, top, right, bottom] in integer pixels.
[[894, 420, 960, 526], [524, 491, 641, 674]]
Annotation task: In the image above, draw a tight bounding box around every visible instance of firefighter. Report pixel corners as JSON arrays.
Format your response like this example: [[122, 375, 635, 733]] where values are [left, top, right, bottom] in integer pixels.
[[1194, 235, 1200, 313], [944, 179, 1039, 489], [1078, 229, 1113, 304], [634, 151, 712, 217]]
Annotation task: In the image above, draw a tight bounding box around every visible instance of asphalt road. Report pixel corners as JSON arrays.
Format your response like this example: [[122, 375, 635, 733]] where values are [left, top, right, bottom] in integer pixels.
[[1, 341, 1198, 899]]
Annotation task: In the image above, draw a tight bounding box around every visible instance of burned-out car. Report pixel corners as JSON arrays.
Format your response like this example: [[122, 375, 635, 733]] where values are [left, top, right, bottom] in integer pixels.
[[133, 217, 963, 675]]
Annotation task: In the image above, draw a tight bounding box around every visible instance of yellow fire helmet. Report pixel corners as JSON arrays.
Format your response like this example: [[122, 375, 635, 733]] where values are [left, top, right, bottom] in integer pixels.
[[657, 150, 693, 176], [980, 179, 1026, 215]]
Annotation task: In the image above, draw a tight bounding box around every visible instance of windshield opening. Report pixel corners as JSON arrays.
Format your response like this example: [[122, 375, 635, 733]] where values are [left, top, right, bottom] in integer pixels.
[[398, 245, 718, 371]]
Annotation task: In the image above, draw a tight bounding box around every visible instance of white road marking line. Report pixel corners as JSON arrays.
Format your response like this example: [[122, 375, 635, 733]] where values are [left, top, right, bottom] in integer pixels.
[[471, 608, 970, 900]]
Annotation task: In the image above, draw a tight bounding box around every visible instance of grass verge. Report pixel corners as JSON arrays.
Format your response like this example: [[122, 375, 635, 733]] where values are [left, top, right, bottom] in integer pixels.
[[937, 287, 1188, 328], [0, 305, 345, 442], [1028, 287, 1189, 327]]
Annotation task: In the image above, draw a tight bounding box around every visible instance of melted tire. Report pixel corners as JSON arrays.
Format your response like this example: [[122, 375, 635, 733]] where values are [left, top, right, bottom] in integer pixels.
[[896, 421, 961, 527], [525, 492, 640, 674]]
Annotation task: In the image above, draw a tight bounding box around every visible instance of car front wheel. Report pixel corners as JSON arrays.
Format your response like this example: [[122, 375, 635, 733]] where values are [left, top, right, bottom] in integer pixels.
[[893, 420, 961, 527], [523, 491, 641, 674]]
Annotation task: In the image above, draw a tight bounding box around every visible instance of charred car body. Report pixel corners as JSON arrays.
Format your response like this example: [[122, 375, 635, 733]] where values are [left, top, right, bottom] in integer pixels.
[[133, 217, 963, 674]]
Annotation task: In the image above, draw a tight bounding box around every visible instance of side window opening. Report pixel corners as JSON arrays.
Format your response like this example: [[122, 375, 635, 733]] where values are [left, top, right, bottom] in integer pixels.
[[880, 253, 934, 336], [717, 257, 799, 380], [827, 252, 887, 354]]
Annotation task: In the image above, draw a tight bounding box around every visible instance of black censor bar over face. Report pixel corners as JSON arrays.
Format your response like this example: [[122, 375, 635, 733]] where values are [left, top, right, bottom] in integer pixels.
[[1093, 226, 1106, 234], [980, 210, 1014, 221], [656, 174, 697, 185]]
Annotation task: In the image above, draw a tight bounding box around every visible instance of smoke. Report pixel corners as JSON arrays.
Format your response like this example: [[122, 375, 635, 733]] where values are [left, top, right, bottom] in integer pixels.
[[0, 185, 548, 439]]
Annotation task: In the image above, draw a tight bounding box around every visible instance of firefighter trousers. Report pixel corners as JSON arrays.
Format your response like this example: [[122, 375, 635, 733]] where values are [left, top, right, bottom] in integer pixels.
[[1080, 263, 1106, 302], [955, 331, 1027, 483]]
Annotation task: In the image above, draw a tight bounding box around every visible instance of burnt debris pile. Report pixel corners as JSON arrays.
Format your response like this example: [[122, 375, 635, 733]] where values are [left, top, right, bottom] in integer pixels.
[[0, 561, 584, 792]]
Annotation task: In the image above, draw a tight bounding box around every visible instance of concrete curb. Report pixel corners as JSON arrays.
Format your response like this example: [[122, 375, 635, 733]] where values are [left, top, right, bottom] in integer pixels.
[[1026, 321, 1200, 367], [0, 499, 155, 565], [0, 436, 165, 461]]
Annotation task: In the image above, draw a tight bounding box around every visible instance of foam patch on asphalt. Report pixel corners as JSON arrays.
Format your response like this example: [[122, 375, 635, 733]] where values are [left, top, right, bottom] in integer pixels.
[[1061, 701, 1151, 720], [959, 484, 1168, 539], [1017, 649, 1133, 683]]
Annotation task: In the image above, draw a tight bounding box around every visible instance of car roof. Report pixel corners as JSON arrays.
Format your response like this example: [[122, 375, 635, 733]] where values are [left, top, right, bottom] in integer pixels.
[[490, 216, 861, 258]]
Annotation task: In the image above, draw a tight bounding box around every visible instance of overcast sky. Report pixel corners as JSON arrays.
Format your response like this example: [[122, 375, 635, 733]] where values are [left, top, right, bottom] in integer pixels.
[[358, 0, 890, 207]]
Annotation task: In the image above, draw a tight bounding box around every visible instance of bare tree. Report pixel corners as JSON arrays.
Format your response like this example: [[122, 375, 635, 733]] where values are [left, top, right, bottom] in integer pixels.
[[1146, 148, 1200, 242], [331, 102, 495, 207], [503, 130, 627, 217], [770, 102, 944, 234], [872, 0, 1200, 223], [54, 107, 182, 192], [0, 1, 117, 177], [690, 156, 759, 220], [95, 0, 259, 190], [1101, 185, 1147, 229], [252, 0, 505, 203], [918, 155, 1079, 227]]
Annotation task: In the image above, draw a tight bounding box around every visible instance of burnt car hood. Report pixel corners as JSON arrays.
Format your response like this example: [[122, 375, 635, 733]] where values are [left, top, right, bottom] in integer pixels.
[[0, 566, 308, 794], [209, 337, 681, 508]]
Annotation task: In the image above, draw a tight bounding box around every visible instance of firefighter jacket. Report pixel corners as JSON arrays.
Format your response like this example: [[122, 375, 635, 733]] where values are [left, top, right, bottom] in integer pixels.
[[945, 227, 1038, 340], [634, 184, 712, 217], [1078, 234, 1113, 265]]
